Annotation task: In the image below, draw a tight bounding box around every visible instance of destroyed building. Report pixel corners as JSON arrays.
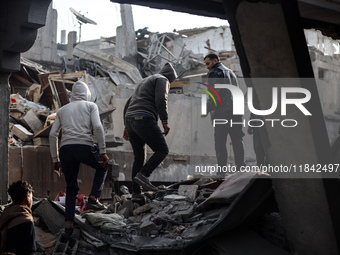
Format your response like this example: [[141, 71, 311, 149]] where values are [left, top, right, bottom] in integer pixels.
[[1, 0, 340, 254]]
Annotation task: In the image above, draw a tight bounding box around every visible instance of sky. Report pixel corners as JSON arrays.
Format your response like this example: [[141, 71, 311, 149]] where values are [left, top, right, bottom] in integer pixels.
[[52, 0, 228, 43]]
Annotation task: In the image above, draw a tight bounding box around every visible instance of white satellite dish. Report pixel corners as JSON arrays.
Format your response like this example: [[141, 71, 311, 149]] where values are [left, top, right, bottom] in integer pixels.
[[70, 7, 97, 42]]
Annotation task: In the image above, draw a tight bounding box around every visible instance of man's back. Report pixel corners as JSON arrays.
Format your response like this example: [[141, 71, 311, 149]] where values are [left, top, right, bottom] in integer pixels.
[[1, 221, 36, 255]]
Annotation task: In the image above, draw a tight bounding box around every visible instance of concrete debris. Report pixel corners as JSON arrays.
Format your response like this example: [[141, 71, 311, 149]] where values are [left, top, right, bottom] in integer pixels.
[[178, 185, 198, 200], [8, 58, 124, 150], [11, 124, 34, 142], [35, 226, 58, 254], [23, 172, 289, 254], [52, 233, 79, 255], [196, 171, 258, 212], [34, 199, 66, 235], [133, 203, 153, 216], [23, 109, 43, 133], [140, 220, 160, 236], [3, 26, 294, 254], [73, 44, 143, 85], [163, 194, 188, 202]]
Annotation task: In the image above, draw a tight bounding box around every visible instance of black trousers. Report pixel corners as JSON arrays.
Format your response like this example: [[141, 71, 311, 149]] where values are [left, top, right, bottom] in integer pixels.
[[214, 121, 245, 169], [59, 144, 107, 221], [125, 117, 169, 194]]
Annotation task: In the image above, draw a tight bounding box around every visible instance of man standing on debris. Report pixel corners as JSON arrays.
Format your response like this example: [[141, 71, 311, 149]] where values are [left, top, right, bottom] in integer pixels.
[[49, 80, 110, 236], [123, 63, 177, 195], [0, 181, 36, 255], [203, 53, 245, 174]]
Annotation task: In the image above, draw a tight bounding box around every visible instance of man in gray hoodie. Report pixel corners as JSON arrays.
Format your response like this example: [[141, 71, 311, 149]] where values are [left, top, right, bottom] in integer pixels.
[[123, 63, 177, 195], [49, 80, 109, 236]]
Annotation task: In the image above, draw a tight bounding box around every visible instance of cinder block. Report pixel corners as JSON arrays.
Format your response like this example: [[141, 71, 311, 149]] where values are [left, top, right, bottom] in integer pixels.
[[33, 137, 49, 146], [178, 185, 198, 200], [10, 102, 26, 113], [23, 109, 43, 133], [11, 124, 33, 142]]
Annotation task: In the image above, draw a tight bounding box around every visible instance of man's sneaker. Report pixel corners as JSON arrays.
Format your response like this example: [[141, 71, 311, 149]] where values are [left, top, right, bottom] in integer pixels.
[[133, 173, 158, 192], [86, 197, 107, 210]]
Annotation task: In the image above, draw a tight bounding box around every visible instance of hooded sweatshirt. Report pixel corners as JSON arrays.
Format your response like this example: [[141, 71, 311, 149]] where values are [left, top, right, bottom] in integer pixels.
[[124, 63, 178, 124], [49, 81, 106, 162], [0, 204, 35, 254]]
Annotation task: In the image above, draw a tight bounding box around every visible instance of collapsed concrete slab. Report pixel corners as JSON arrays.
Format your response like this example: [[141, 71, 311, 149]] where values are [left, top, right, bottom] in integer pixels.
[[73, 44, 142, 85], [29, 172, 283, 254]]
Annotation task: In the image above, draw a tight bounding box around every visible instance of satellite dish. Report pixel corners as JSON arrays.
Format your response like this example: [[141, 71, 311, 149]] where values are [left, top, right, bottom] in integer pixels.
[[69, 7, 97, 42]]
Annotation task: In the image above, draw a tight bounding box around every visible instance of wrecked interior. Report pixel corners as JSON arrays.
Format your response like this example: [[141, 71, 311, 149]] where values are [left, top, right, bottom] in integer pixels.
[[1, 0, 340, 254]]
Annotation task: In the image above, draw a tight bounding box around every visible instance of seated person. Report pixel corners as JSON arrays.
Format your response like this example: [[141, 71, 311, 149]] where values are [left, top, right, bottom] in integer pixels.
[[0, 181, 36, 255]]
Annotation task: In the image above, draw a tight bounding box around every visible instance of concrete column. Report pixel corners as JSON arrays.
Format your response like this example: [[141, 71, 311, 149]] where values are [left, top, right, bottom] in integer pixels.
[[61, 30, 66, 44], [115, 4, 137, 66], [40, 3, 58, 63], [0, 72, 10, 204], [223, 0, 340, 254], [67, 31, 77, 60]]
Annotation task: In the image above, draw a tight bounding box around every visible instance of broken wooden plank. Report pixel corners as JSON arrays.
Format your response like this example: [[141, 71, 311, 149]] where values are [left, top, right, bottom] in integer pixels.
[[11, 73, 33, 87], [33, 125, 52, 138]]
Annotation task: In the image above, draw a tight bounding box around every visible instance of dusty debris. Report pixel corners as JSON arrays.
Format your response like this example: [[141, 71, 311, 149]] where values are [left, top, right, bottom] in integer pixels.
[[52, 233, 79, 255], [22, 172, 290, 254], [8, 58, 124, 149], [73, 44, 143, 85]]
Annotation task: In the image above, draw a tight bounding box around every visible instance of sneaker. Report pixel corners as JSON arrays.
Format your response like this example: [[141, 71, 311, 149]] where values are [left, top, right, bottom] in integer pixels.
[[86, 197, 107, 210], [133, 173, 158, 192]]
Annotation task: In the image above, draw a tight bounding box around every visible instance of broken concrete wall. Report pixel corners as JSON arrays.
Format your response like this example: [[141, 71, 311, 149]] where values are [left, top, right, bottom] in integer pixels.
[[312, 50, 340, 144], [305, 29, 340, 144], [22, 3, 62, 68], [115, 4, 138, 66], [174, 26, 234, 57], [8, 146, 117, 199], [305, 29, 340, 57]]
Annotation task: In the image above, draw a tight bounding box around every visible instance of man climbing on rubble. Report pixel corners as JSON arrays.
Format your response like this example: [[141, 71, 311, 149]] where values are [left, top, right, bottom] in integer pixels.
[[123, 63, 177, 197], [0, 181, 36, 255], [49, 80, 110, 236], [203, 53, 245, 175]]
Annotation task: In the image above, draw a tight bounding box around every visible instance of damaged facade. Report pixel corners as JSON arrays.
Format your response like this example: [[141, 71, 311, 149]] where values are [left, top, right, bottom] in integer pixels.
[[1, 1, 340, 254]]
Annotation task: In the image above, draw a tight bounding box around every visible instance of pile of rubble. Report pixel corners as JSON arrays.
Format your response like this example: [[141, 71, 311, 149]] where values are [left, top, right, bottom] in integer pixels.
[[27, 172, 291, 254], [7, 52, 139, 147]]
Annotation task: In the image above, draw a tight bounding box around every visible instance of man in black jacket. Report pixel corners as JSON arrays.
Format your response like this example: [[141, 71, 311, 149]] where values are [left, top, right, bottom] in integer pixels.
[[204, 53, 245, 175], [123, 63, 177, 195], [0, 181, 36, 255]]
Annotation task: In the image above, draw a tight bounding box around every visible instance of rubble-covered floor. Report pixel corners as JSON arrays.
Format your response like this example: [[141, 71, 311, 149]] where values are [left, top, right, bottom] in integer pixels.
[[2, 172, 293, 255]]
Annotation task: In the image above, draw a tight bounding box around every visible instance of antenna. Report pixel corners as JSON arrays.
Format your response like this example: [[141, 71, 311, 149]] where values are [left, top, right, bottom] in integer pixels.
[[69, 7, 97, 43]]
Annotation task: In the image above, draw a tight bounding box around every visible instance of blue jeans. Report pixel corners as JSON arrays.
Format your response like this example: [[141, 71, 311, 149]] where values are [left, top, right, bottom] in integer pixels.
[[125, 117, 169, 194], [59, 144, 107, 221]]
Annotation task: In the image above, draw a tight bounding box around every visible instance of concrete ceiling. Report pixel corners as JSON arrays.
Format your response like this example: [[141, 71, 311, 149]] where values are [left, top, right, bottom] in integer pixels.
[[110, 0, 340, 39]]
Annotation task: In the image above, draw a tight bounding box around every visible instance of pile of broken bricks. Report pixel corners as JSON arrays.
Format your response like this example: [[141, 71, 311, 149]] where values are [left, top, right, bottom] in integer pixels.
[[30, 172, 290, 254]]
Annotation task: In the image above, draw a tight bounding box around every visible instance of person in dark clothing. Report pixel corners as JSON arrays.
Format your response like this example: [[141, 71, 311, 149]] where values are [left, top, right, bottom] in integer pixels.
[[248, 113, 267, 166], [123, 63, 177, 195], [203, 53, 245, 175], [0, 181, 36, 255]]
